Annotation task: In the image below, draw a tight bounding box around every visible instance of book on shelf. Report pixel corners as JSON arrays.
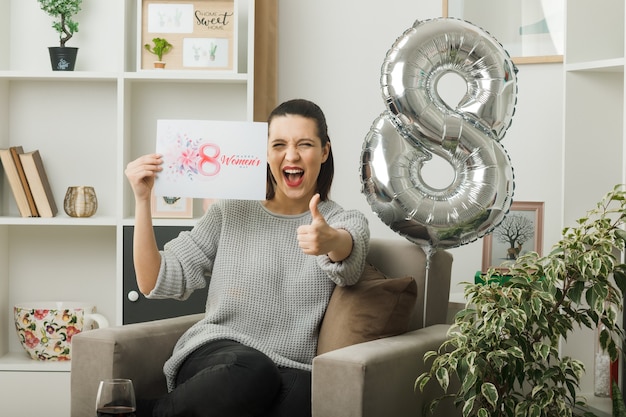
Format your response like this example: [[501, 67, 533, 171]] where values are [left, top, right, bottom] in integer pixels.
[[10, 146, 39, 216], [0, 146, 36, 217], [18, 150, 58, 218]]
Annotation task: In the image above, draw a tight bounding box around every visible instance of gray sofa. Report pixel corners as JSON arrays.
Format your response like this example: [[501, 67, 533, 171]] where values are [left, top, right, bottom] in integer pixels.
[[71, 238, 460, 417]]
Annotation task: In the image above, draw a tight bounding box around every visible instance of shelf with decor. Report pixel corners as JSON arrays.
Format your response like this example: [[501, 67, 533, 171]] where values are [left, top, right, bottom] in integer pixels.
[[564, 58, 625, 73], [562, 0, 625, 411], [0, 0, 257, 414], [124, 71, 250, 82], [0, 71, 121, 81], [0, 217, 117, 226]]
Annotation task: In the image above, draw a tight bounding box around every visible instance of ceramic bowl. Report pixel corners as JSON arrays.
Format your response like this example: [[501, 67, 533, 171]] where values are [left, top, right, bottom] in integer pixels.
[[14, 302, 108, 360]]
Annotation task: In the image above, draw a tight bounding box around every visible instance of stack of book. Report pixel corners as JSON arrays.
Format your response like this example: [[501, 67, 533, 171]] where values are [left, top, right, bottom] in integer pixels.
[[0, 146, 58, 218]]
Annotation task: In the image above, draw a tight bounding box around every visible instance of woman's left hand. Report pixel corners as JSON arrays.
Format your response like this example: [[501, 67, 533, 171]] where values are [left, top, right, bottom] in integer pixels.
[[297, 194, 353, 262]]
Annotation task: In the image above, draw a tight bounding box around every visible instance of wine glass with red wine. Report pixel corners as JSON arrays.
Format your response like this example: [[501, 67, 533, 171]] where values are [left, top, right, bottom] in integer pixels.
[[95, 379, 136, 417]]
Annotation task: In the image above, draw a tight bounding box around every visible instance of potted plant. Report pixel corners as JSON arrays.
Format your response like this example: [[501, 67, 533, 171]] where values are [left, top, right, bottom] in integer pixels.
[[416, 185, 626, 417], [144, 38, 173, 69], [37, 0, 83, 71]]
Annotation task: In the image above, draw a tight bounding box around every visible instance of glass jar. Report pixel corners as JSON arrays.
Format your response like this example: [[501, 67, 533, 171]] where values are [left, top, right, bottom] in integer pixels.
[[594, 323, 611, 397]]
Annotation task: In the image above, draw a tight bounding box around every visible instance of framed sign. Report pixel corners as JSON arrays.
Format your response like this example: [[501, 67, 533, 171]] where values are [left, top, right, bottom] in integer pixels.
[[151, 194, 194, 218], [443, 0, 563, 64], [482, 201, 544, 271], [139, 0, 237, 71]]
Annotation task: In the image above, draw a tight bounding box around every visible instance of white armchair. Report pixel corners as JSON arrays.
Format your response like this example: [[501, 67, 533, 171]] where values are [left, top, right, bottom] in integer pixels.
[[71, 238, 460, 417]]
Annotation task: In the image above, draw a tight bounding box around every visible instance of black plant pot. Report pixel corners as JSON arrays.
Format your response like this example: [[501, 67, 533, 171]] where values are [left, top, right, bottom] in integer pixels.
[[48, 47, 79, 71]]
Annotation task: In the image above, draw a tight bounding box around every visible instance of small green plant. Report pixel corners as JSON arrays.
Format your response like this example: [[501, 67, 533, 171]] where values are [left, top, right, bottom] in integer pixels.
[[144, 38, 173, 62], [416, 185, 626, 417], [37, 0, 82, 47]]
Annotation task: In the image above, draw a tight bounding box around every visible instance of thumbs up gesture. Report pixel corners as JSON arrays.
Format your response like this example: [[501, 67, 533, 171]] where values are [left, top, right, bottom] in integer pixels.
[[297, 194, 353, 262]]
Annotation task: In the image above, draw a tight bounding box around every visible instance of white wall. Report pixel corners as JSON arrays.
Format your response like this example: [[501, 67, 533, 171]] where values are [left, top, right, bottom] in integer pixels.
[[277, 0, 564, 294]]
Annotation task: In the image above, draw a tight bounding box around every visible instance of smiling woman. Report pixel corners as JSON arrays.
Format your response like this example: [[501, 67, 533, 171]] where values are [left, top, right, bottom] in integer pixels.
[[124, 98, 369, 417], [265, 99, 334, 206]]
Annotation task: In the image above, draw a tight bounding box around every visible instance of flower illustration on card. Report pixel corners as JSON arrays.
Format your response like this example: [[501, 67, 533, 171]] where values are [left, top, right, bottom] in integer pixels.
[[161, 130, 222, 182]]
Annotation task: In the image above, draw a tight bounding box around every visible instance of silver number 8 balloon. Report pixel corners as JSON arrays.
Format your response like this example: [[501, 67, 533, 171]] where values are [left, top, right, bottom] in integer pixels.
[[361, 18, 518, 251]]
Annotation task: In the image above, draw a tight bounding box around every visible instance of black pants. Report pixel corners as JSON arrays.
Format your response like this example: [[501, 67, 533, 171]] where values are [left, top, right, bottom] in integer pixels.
[[146, 339, 312, 417]]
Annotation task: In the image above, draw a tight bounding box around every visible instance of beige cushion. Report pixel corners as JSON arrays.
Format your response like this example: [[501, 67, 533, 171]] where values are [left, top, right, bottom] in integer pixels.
[[316, 264, 417, 355]]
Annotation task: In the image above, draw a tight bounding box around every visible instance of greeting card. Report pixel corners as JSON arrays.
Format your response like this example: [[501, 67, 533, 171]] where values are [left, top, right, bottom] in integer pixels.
[[154, 119, 267, 200]]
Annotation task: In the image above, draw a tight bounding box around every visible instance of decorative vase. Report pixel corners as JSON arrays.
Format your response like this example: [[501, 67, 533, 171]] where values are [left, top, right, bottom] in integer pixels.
[[64, 186, 97, 217], [14, 301, 108, 360], [48, 47, 79, 71], [594, 323, 611, 397]]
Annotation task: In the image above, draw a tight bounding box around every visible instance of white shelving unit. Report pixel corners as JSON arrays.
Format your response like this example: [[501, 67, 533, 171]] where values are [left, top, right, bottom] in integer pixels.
[[0, 0, 255, 414], [562, 0, 625, 412]]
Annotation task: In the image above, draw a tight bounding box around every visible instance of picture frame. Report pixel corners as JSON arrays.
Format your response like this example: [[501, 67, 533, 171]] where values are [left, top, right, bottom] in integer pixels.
[[482, 201, 544, 272], [138, 0, 237, 71], [203, 198, 217, 212], [443, 0, 563, 64], [151, 194, 194, 218]]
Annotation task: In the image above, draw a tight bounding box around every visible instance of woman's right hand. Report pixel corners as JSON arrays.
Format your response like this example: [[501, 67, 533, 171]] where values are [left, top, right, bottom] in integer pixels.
[[125, 154, 163, 201], [125, 154, 163, 295]]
